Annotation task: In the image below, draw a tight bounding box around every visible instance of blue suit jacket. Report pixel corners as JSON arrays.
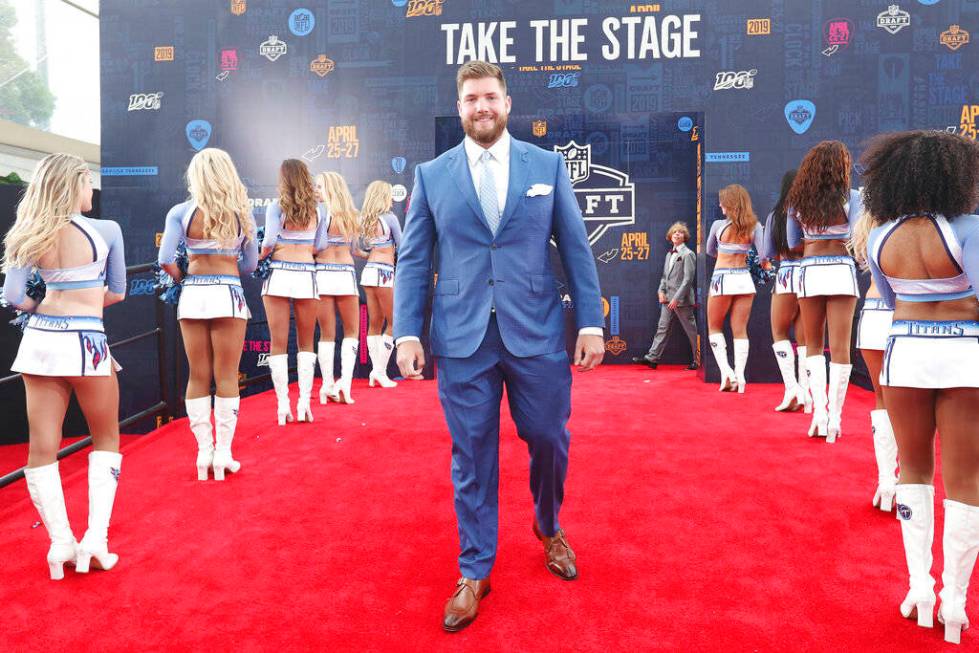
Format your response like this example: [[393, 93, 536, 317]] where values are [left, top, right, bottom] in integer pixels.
[[393, 137, 603, 359]]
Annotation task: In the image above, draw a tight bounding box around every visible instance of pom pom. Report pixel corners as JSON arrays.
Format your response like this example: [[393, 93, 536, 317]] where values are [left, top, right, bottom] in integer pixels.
[[8, 312, 30, 331], [154, 242, 188, 305], [747, 247, 775, 287], [25, 272, 46, 302], [252, 255, 273, 280]]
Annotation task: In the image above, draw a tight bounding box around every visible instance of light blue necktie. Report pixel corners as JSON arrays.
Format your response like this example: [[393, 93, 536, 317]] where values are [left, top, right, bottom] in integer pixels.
[[478, 150, 501, 235]]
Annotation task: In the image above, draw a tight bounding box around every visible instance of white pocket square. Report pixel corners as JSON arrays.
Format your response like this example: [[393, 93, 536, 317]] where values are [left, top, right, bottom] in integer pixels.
[[526, 184, 553, 197]]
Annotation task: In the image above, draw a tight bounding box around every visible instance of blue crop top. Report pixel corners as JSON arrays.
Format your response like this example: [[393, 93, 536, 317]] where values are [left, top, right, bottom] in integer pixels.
[[158, 200, 259, 273], [867, 213, 979, 307], [363, 212, 403, 249], [262, 200, 328, 251], [706, 219, 765, 257], [787, 189, 863, 248], [2, 215, 126, 310]]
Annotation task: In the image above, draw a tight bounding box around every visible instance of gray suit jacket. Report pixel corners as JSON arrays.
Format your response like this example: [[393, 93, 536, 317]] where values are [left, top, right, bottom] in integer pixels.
[[657, 243, 696, 306]]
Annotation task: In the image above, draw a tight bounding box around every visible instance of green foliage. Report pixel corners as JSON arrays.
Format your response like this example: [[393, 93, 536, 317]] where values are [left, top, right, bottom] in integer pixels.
[[0, 0, 55, 129], [0, 172, 25, 185]]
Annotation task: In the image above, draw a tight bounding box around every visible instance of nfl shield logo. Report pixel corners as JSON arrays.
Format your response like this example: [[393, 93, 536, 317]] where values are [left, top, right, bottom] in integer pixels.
[[231, 0, 246, 15], [532, 120, 547, 138], [555, 141, 591, 184]]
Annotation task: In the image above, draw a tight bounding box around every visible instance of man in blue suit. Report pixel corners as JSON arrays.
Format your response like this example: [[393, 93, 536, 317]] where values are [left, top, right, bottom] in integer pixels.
[[394, 60, 605, 632]]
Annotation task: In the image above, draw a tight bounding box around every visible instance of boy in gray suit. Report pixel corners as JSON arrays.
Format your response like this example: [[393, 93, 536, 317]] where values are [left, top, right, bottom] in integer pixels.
[[634, 221, 699, 369]]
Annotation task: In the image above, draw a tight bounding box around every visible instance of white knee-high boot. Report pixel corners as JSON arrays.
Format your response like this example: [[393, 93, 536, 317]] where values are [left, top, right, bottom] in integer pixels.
[[317, 340, 335, 405], [772, 340, 804, 411], [368, 334, 397, 388], [797, 345, 812, 413], [268, 353, 293, 426], [76, 451, 123, 573], [381, 334, 396, 380], [296, 351, 317, 421], [871, 409, 898, 511], [212, 396, 242, 480], [939, 500, 979, 644], [24, 462, 77, 580], [733, 339, 749, 394], [896, 484, 936, 628], [185, 396, 213, 481], [332, 337, 358, 404], [708, 333, 736, 391], [806, 355, 828, 437], [826, 362, 853, 443]]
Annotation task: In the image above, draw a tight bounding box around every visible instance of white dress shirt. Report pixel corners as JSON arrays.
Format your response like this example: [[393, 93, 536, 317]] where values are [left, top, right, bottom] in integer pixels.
[[396, 131, 603, 345], [464, 130, 510, 215]]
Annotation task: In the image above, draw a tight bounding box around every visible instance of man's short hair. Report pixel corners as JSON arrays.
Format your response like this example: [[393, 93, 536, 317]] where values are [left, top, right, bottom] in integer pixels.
[[456, 60, 507, 97], [666, 221, 690, 242]]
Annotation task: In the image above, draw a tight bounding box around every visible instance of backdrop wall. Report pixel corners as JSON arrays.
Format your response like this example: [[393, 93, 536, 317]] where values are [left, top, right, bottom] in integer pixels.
[[97, 0, 979, 423]]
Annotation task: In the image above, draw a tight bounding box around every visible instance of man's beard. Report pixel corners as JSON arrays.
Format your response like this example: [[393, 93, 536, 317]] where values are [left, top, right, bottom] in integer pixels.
[[463, 111, 508, 145]]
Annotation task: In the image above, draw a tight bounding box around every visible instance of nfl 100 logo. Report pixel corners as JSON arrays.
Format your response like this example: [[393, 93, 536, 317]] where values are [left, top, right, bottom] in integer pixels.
[[554, 141, 636, 247]]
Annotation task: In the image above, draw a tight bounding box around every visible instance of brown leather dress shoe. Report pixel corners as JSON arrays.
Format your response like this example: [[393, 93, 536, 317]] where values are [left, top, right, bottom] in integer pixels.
[[442, 577, 491, 632], [532, 520, 578, 580]]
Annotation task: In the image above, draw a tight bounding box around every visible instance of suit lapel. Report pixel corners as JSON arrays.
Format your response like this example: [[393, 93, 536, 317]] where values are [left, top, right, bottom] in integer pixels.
[[448, 142, 493, 234], [497, 138, 530, 236]]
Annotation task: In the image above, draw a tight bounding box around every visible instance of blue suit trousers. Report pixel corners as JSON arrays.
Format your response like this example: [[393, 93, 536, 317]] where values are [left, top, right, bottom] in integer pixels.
[[437, 315, 572, 580]]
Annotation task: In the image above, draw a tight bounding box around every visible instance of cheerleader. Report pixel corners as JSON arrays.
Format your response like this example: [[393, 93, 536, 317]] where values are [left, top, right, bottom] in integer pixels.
[[1, 154, 126, 579], [787, 141, 863, 442], [850, 212, 897, 512], [358, 181, 402, 388], [313, 172, 360, 404], [863, 131, 979, 643], [761, 169, 809, 412], [262, 159, 328, 425], [158, 148, 258, 480], [706, 184, 764, 392]]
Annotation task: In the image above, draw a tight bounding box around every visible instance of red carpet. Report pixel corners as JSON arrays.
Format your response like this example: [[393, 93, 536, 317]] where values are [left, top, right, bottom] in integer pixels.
[[0, 366, 970, 651]]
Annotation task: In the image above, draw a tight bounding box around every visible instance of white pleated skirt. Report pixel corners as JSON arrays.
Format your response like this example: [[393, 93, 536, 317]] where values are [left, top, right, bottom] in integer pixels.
[[261, 261, 319, 299], [774, 260, 801, 295], [856, 297, 894, 351], [797, 255, 858, 298], [709, 267, 755, 296], [881, 320, 979, 388], [360, 262, 395, 288], [317, 263, 358, 296], [12, 314, 121, 377], [178, 275, 251, 320]]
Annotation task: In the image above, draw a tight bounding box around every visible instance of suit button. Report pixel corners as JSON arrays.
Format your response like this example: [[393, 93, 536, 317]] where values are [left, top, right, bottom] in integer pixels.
[[490, 243, 498, 249], [488, 279, 494, 286]]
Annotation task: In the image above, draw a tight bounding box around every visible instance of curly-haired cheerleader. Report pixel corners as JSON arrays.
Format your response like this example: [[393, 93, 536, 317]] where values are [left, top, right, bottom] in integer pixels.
[[863, 131, 979, 644], [787, 141, 863, 442]]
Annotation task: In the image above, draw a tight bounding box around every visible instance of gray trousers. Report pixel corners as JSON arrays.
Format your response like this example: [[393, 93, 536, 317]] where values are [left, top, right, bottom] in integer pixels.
[[645, 304, 699, 363]]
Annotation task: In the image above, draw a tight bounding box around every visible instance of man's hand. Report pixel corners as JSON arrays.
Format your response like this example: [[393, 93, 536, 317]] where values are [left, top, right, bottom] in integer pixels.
[[658, 291, 668, 304], [396, 340, 426, 380], [574, 334, 605, 372], [668, 298, 679, 311]]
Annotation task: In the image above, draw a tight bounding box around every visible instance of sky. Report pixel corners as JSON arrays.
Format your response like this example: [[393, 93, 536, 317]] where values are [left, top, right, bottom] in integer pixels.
[[9, 0, 100, 144]]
